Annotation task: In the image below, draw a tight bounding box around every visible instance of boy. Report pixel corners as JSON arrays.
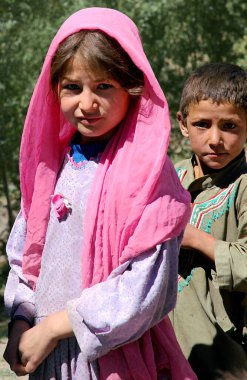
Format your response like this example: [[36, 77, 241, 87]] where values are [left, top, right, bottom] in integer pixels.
[[169, 63, 247, 380]]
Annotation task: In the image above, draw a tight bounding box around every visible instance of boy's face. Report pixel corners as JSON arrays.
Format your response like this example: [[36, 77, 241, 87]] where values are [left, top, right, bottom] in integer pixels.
[[177, 100, 247, 176]]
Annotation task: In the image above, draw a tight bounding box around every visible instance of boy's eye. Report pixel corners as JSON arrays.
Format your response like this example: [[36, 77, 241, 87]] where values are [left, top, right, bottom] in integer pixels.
[[97, 83, 113, 90], [194, 121, 209, 129], [223, 122, 236, 130]]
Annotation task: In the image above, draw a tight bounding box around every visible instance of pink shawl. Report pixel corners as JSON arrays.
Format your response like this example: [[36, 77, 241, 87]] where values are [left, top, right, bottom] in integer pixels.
[[20, 7, 195, 379]]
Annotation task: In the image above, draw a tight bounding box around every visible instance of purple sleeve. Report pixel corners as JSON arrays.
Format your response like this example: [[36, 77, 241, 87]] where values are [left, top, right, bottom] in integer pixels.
[[4, 211, 35, 324], [67, 237, 180, 361]]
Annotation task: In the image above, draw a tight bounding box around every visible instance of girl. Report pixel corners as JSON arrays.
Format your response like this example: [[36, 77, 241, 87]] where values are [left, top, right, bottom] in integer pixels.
[[4, 7, 195, 380]]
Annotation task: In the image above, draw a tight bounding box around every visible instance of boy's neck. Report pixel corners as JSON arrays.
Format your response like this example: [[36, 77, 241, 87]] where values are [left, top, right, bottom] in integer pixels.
[[193, 163, 203, 179], [193, 155, 207, 178]]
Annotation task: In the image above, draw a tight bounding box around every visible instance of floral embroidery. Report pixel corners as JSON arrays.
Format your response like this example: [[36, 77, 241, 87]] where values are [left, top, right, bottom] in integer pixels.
[[51, 194, 72, 220], [177, 171, 237, 293], [176, 167, 187, 182], [178, 270, 195, 293], [189, 183, 237, 233], [67, 149, 102, 170], [67, 152, 88, 169]]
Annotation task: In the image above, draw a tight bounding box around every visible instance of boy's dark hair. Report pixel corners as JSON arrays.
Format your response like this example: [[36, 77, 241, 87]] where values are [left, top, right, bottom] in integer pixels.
[[179, 63, 247, 119], [51, 29, 144, 97]]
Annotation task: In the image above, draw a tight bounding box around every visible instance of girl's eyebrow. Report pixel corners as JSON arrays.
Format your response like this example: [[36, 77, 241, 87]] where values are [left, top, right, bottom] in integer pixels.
[[61, 74, 113, 83], [61, 75, 79, 82], [95, 78, 112, 82]]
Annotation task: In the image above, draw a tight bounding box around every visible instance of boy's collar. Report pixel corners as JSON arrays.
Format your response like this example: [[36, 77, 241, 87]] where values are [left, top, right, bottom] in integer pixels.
[[190, 150, 247, 189]]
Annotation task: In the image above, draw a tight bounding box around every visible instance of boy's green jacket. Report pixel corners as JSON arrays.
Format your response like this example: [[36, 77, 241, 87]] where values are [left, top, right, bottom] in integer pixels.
[[170, 150, 247, 380]]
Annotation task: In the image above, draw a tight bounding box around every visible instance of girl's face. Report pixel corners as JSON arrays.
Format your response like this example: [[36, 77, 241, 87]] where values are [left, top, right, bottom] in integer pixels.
[[59, 52, 130, 143]]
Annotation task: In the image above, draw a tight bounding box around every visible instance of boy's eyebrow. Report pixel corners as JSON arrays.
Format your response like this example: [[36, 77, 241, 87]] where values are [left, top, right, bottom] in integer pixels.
[[189, 116, 210, 122], [190, 115, 242, 123]]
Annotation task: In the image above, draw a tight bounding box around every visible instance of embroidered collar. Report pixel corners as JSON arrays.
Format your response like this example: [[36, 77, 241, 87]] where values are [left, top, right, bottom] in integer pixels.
[[70, 135, 109, 163]]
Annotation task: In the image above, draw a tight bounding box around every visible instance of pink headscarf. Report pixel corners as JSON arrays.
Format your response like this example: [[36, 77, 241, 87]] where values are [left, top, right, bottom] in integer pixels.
[[20, 7, 195, 379]]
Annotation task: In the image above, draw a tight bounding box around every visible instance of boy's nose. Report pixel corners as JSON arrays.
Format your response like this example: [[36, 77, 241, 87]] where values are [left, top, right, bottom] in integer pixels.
[[78, 91, 98, 113], [208, 127, 223, 145]]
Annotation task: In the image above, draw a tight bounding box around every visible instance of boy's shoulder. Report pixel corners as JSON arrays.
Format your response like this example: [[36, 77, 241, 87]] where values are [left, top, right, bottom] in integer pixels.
[[174, 157, 192, 170], [229, 152, 247, 187], [174, 157, 193, 183], [235, 170, 247, 193]]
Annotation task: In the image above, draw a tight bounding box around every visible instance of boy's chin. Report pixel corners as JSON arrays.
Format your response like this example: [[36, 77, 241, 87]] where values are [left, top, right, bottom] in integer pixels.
[[200, 156, 238, 174], [196, 158, 228, 174]]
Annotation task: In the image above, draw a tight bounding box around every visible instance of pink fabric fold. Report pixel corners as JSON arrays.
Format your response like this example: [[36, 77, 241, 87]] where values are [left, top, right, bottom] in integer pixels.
[[19, 7, 195, 379]]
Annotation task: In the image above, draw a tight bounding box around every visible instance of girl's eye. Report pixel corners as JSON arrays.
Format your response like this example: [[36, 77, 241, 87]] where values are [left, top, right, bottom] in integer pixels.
[[224, 122, 236, 130], [97, 83, 113, 90], [64, 83, 80, 91]]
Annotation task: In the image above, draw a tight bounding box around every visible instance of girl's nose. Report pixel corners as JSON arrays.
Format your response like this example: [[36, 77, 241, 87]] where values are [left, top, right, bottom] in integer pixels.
[[78, 90, 98, 113]]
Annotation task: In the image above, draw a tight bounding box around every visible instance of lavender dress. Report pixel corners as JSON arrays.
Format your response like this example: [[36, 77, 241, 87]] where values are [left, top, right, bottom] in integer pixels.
[[5, 144, 181, 379]]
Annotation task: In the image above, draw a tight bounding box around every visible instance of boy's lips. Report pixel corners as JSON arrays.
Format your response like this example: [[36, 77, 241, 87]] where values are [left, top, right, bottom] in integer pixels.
[[206, 151, 228, 156]]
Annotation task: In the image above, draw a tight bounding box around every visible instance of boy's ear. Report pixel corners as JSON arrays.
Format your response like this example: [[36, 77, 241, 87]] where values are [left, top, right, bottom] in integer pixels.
[[177, 111, 189, 137]]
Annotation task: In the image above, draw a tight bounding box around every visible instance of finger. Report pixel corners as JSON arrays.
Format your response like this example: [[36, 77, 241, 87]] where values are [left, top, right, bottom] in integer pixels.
[[11, 363, 28, 377], [25, 360, 38, 374], [18, 349, 28, 366], [3, 350, 27, 376]]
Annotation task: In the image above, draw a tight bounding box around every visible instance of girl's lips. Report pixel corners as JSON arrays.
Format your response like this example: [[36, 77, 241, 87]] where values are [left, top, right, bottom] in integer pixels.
[[77, 117, 102, 125]]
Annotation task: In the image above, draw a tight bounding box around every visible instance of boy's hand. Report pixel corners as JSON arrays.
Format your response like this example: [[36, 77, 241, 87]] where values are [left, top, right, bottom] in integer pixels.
[[182, 223, 216, 262], [3, 319, 30, 376]]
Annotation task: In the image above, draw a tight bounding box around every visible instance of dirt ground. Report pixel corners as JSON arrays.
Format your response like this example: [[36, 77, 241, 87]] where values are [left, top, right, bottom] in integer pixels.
[[0, 344, 28, 379], [0, 338, 22, 379]]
